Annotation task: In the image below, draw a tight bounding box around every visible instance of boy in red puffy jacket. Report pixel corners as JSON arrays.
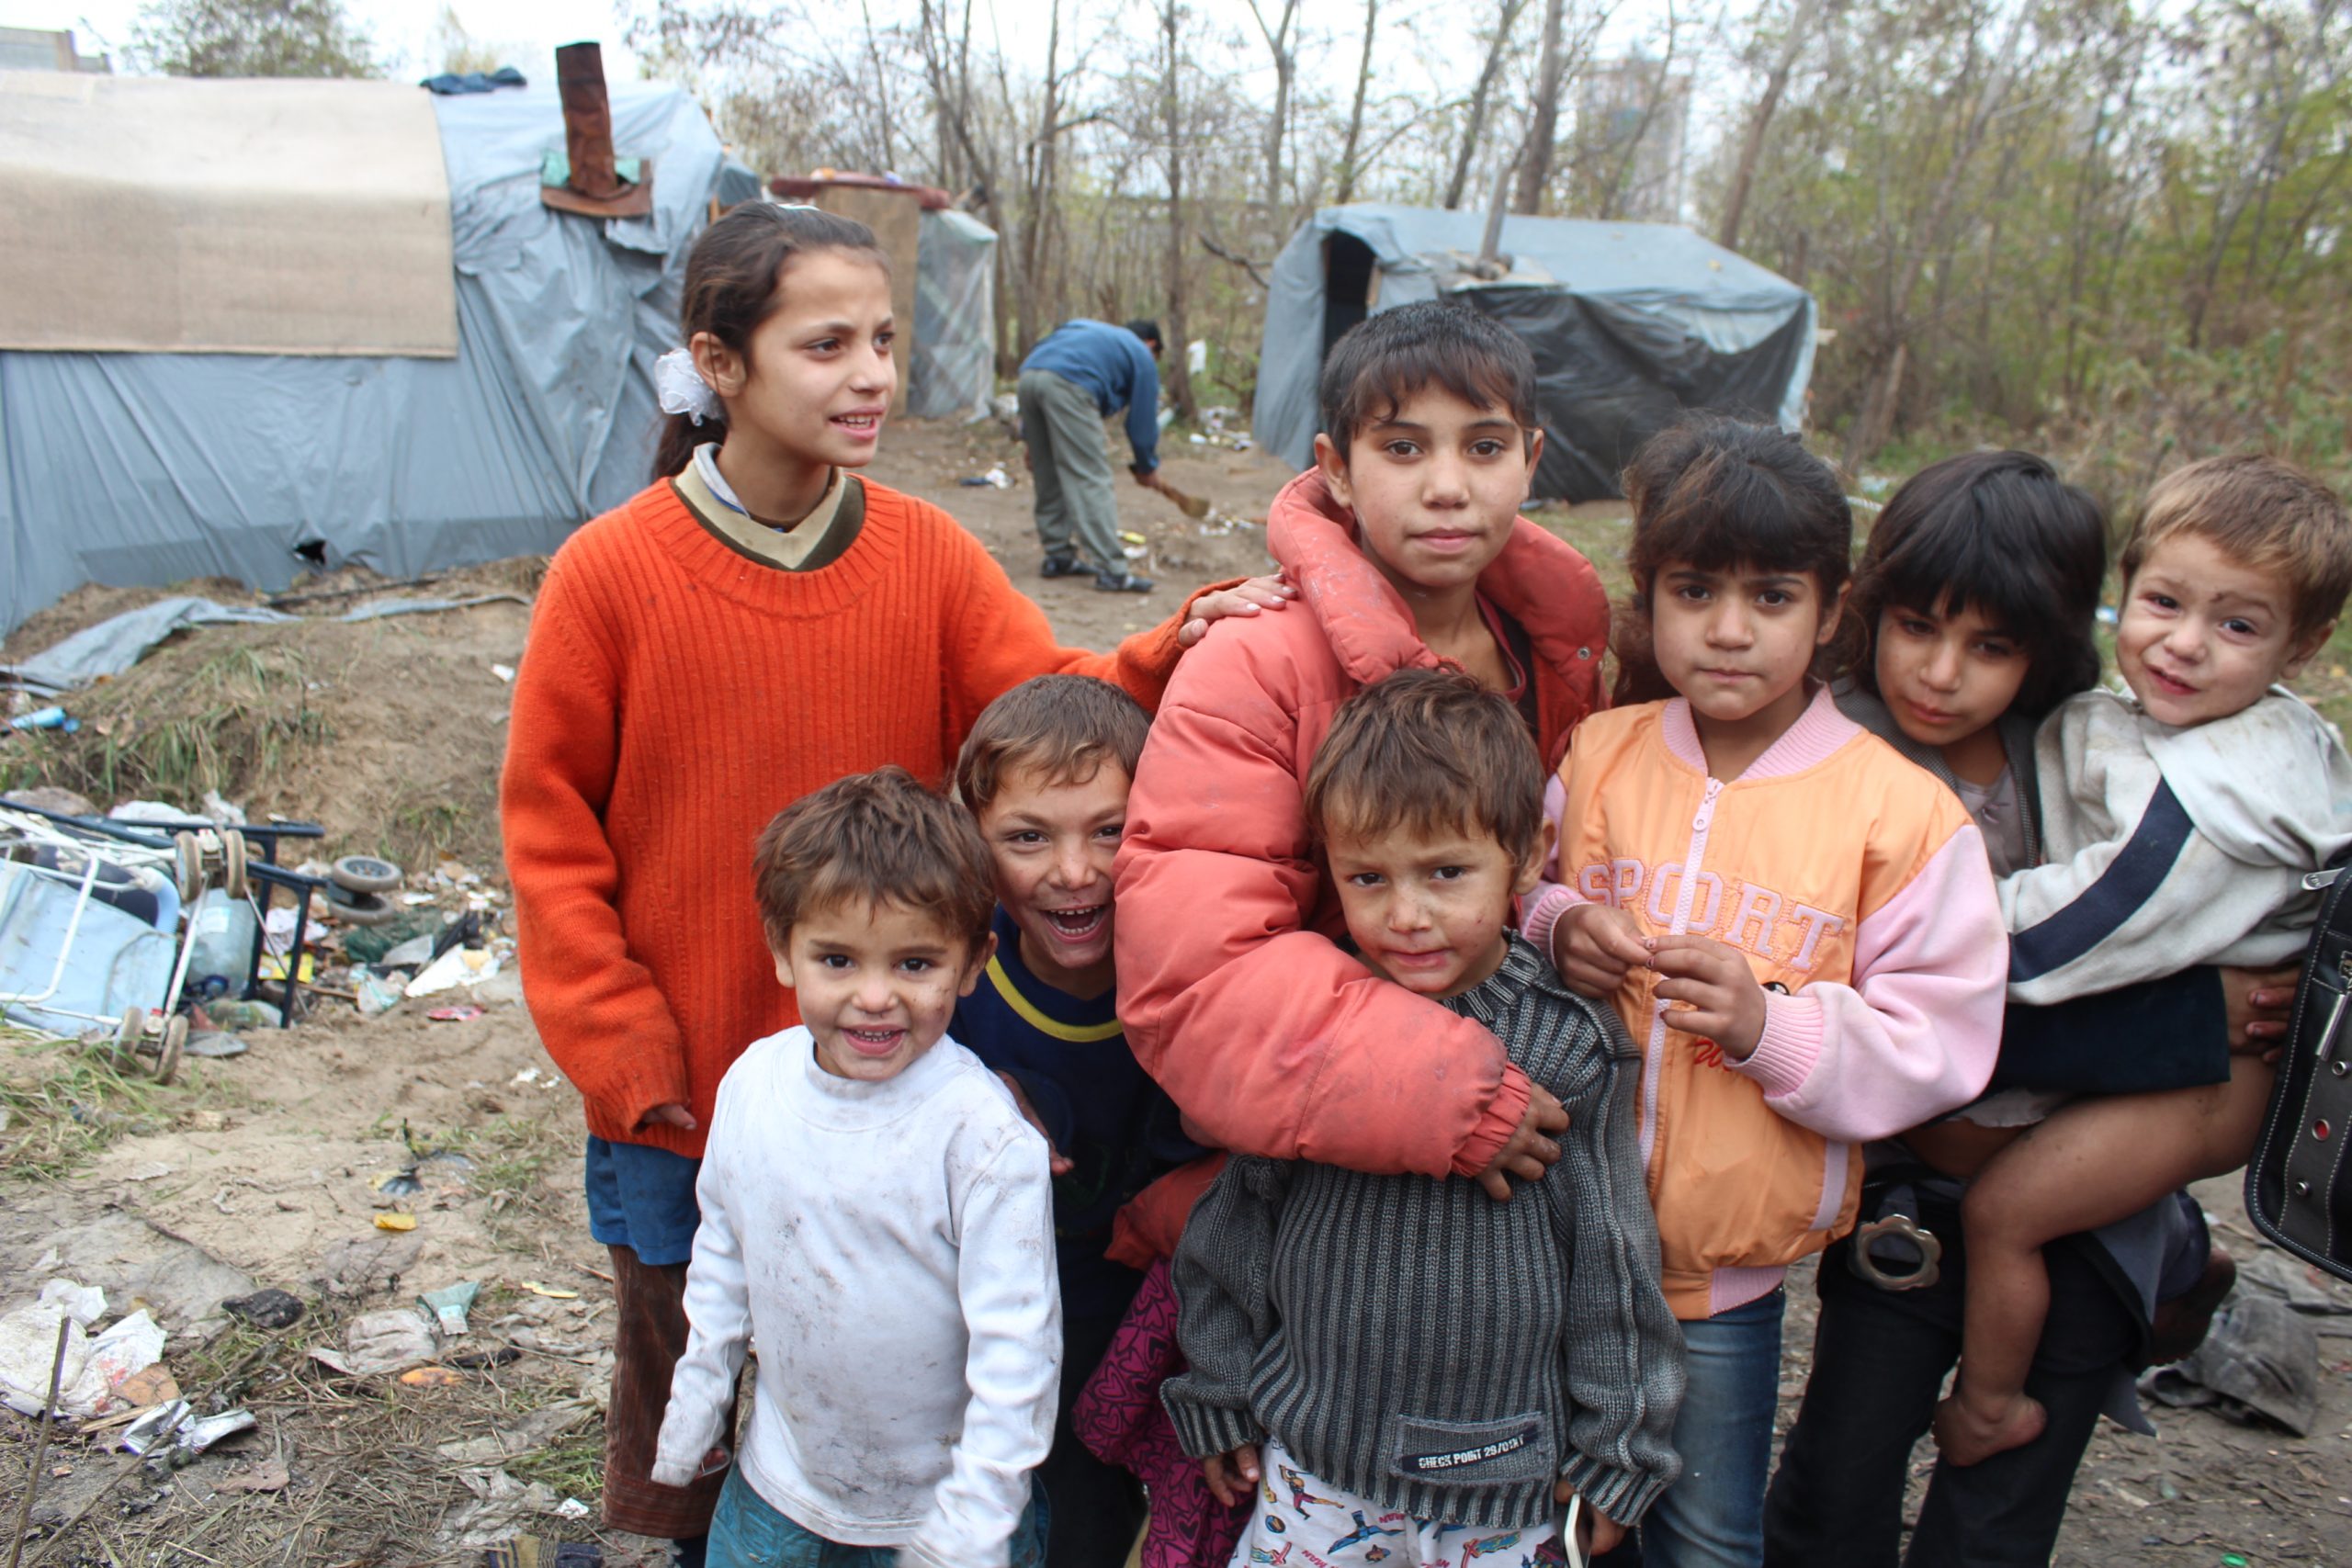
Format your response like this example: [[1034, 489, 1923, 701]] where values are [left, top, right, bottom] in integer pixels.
[[1114, 301, 1611, 1186]]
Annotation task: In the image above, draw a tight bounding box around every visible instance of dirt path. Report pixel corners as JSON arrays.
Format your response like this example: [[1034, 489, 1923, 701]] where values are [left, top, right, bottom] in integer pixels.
[[3, 417, 2347, 1566]]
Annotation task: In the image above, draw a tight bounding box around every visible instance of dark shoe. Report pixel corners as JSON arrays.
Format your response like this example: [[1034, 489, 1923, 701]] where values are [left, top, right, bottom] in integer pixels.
[[1093, 570, 1155, 593], [2150, 1244, 2237, 1364], [1039, 555, 1087, 579]]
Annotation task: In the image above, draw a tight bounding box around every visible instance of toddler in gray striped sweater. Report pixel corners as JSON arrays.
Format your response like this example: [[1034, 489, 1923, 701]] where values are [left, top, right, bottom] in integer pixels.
[[1162, 669, 1683, 1566]]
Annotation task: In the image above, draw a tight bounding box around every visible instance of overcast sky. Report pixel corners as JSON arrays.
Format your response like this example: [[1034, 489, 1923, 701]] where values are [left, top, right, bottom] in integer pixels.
[[5, 1, 646, 81], [5, 0, 1730, 174]]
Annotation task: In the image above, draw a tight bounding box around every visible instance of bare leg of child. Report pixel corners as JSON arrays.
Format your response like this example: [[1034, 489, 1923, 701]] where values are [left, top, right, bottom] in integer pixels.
[[1933, 1057, 2275, 1466]]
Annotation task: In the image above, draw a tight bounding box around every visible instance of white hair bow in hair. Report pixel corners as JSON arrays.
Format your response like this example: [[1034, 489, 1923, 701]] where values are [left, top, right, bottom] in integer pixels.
[[654, 346, 722, 425]]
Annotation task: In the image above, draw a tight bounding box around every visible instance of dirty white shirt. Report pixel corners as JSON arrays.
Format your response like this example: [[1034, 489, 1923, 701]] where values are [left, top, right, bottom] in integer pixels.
[[651, 1026, 1061, 1568], [2004, 686, 2352, 1005]]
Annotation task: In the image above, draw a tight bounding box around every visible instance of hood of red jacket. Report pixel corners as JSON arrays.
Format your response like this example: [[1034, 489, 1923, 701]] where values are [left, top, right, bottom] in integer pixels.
[[1264, 467, 1611, 694]]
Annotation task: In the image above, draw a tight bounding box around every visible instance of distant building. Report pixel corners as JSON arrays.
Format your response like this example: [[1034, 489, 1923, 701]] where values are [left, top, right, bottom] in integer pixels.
[[1576, 57, 1690, 222], [0, 27, 112, 73]]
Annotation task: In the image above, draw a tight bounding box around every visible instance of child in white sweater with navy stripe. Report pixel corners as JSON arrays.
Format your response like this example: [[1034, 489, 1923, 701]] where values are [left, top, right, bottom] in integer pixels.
[[651, 768, 1061, 1568]]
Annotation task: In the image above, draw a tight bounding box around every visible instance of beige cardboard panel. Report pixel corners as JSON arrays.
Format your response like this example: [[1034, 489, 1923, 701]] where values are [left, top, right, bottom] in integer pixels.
[[0, 73, 458, 355]]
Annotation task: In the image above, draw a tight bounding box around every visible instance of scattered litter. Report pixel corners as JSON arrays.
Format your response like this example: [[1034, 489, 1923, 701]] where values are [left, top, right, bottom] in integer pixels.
[[2141, 1292, 2319, 1435], [956, 467, 1012, 489], [406, 944, 503, 998], [491, 663, 516, 682], [316, 1230, 423, 1297], [0, 1292, 166, 1418], [512, 1066, 546, 1088], [356, 973, 406, 1017], [421, 1280, 481, 1337], [119, 1399, 255, 1456], [9, 705, 78, 733], [2234, 1249, 2352, 1314], [439, 1468, 580, 1548], [185, 1031, 247, 1058], [556, 1497, 591, 1519], [401, 1365, 466, 1387], [519, 1282, 579, 1301], [311, 1306, 436, 1376], [449, 1346, 524, 1370], [202, 998, 282, 1032], [40, 1280, 107, 1325], [375, 1212, 418, 1233], [438, 1400, 595, 1465], [216, 1457, 291, 1495], [430, 1004, 486, 1023], [199, 790, 247, 825], [123, 1161, 175, 1182], [221, 1289, 304, 1330], [345, 909, 448, 963], [263, 904, 331, 955], [115, 1363, 179, 1407]]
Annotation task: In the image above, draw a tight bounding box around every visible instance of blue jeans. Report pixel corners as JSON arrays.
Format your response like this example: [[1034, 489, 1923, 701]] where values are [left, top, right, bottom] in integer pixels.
[[707, 1467, 1050, 1568], [1635, 1290, 1785, 1568]]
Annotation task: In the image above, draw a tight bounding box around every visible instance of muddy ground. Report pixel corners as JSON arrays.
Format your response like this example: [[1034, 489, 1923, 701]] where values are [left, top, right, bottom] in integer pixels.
[[2, 417, 2348, 1567]]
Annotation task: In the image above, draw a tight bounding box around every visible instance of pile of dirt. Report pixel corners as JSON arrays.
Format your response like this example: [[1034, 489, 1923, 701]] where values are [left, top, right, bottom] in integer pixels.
[[4, 569, 539, 874]]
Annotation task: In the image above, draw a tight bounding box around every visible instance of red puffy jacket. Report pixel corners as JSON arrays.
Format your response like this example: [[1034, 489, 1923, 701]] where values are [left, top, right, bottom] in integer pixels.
[[1113, 468, 1610, 1178]]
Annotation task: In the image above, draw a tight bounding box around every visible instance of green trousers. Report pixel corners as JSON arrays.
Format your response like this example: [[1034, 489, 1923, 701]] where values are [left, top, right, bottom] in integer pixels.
[[1018, 367, 1125, 574]]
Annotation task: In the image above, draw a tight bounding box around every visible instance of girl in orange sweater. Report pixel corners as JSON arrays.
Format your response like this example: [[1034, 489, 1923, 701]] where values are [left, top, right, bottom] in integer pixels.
[[500, 203, 1278, 1562]]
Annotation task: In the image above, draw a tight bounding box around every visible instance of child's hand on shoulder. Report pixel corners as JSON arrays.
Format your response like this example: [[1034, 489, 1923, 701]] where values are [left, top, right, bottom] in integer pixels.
[[1648, 934, 1767, 1059], [1554, 903, 1649, 996], [1176, 574, 1295, 647], [1201, 1441, 1261, 1507]]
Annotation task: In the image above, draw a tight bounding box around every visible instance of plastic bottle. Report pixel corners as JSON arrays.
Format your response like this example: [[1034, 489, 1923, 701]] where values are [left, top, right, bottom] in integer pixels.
[[186, 890, 258, 998]]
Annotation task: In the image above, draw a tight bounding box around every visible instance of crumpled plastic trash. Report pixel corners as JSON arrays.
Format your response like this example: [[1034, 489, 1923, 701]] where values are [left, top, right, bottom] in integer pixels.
[[420, 1280, 481, 1337], [0, 1287, 165, 1418], [119, 1398, 255, 1456], [404, 945, 502, 998], [438, 1468, 589, 1548], [2141, 1291, 2320, 1435], [311, 1306, 437, 1377]]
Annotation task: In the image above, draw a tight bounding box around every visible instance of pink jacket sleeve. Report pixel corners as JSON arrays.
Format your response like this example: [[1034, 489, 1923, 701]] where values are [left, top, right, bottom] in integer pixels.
[[1727, 825, 2006, 1143], [1114, 650, 1530, 1179]]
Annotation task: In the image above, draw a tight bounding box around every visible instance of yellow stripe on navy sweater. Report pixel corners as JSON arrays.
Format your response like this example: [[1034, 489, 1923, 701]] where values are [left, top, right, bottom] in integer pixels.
[[984, 957, 1125, 1043]]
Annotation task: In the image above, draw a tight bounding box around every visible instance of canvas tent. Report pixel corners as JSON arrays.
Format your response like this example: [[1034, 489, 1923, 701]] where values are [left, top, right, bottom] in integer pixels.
[[1255, 205, 1816, 502], [0, 73, 728, 637]]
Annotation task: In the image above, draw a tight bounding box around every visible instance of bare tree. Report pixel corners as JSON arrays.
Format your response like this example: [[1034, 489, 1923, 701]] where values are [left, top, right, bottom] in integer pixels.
[[1718, 0, 1819, 250], [1153, 0, 1200, 423], [1514, 0, 1570, 212], [1247, 0, 1304, 211], [1337, 0, 1382, 203], [1445, 0, 1531, 209]]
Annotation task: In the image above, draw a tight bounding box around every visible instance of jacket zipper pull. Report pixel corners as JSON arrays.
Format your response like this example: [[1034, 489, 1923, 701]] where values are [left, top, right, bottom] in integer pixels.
[[1694, 778, 1724, 831]]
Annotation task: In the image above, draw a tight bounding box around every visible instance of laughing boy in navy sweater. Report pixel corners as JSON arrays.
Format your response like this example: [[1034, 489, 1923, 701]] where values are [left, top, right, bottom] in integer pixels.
[[953, 674, 1203, 1568]]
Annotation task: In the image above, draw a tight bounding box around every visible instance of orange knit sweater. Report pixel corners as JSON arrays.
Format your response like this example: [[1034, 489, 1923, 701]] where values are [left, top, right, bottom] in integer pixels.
[[502, 477, 1195, 1156]]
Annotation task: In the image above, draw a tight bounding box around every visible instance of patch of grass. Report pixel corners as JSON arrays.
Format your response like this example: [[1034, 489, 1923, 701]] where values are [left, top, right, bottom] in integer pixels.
[[500, 1424, 605, 1501], [0, 1027, 172, 1179], [383, 1109, 574, 1253], [28, 640, 332, 810]]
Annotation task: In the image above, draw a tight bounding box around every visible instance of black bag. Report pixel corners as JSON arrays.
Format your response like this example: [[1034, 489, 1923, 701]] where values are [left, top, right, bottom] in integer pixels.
[[2246, 849, 2352, 1282]]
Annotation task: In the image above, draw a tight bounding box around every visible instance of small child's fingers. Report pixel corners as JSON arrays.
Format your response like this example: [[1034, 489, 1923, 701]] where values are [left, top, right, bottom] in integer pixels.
[[1236, 1442, 1262, 1482], [1589, 919, 1653, 965], [1476, 1166, 1516, 1202]]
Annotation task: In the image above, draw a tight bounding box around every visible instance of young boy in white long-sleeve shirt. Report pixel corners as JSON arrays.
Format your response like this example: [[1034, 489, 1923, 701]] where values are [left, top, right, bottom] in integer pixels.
[[651, 767, 1061, 1568]]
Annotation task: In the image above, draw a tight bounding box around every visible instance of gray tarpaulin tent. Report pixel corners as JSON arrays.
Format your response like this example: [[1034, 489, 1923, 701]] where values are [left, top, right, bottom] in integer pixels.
[[908, 209, 998, 421], [0, 75, 727, 637], [1255, 205, 1816, 502]]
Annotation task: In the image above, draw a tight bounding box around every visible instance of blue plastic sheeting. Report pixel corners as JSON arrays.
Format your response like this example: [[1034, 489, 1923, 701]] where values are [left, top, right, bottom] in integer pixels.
[[1, 81, 725, 637]]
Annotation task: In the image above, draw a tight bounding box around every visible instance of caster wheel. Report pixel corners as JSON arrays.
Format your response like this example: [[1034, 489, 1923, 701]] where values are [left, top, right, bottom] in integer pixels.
[[326, 889, 398, 927], [155, 1016, 187, 1086], [174, 831, 204, 903], [330, 854, 403, 895], [220, 829, 249, 901]]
